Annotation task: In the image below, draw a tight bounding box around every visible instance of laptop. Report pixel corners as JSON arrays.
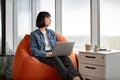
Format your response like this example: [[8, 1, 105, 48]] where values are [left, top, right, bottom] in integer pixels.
[[52, 42, 75, 56]]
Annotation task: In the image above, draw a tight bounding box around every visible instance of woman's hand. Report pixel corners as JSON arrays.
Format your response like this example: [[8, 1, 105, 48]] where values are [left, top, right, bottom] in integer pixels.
[[46, 52, 54, 57]]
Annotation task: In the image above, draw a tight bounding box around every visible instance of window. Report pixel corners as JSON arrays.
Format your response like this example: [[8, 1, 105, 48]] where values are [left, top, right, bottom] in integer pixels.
[[5, 0, 32, 53], [0, 0, 6, 55], [6, 0, 14, 52], [17, 0, 31, 42], [0, 0, 1, 55], [40, 0, 55, 31], [100, 0, 120, 49], [62, 0, 90, 51]]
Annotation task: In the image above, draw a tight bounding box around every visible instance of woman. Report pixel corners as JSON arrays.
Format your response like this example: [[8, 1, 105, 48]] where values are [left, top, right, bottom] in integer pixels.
[[30, 11, 82, 80]]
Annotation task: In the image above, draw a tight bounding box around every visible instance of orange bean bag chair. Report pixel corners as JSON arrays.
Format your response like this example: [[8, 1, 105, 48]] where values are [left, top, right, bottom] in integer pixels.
[[12, 33, 78, 80]]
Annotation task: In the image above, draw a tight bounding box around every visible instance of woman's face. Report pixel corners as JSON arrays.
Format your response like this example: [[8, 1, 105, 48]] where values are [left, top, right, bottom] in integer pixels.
[[44, 17, 51, 27]]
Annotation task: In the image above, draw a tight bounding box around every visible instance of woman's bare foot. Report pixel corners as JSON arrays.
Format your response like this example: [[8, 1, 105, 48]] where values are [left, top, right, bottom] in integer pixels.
[[73, 76, 80, 80]]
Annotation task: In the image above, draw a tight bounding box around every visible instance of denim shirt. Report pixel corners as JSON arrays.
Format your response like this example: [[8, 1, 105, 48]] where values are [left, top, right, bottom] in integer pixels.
[[30, 29, 58, 60]]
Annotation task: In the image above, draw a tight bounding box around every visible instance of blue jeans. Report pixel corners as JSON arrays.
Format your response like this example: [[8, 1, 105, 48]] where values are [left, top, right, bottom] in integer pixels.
[[39, 56, 82, 80]]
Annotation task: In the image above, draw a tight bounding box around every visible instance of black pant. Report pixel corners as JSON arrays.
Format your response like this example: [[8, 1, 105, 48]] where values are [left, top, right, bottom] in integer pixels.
[[40, 56, 82, 80]]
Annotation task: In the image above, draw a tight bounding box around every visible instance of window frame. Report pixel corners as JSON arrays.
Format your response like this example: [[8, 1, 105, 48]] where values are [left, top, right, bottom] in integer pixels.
[[1, 0, 6, 56]]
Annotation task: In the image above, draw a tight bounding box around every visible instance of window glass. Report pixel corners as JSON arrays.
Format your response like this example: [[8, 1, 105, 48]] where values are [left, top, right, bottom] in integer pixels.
[[6, 0, 14, 52], [17, 0, 31, 42], [100, 0, 120, 49], [62, 0, 90, 51], [40, 0, 55, 31]]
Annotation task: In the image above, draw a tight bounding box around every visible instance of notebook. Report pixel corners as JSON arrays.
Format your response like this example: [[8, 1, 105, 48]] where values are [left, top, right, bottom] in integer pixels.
[[52, 42, 75, 56]]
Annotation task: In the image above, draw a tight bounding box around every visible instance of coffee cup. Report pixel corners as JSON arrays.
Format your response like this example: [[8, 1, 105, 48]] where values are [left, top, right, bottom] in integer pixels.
[[85, 44, 91, 51]]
